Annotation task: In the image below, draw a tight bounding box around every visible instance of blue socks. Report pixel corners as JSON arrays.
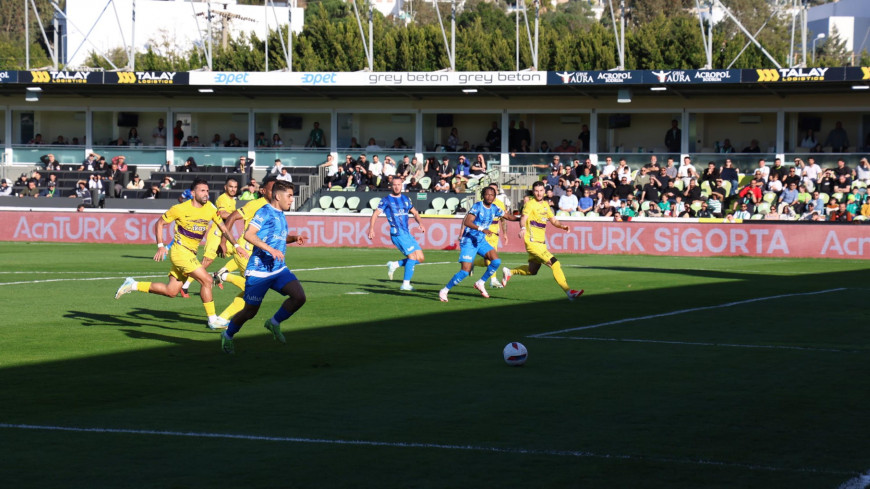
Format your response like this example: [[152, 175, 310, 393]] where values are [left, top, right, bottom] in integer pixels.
[[403, 259, 418, 282], [226, 320, 242, 338], [272, 306, 293, 325], [480, 258, 501, 283], [398, 258, 408, 267], [446, 269, 470, 290]]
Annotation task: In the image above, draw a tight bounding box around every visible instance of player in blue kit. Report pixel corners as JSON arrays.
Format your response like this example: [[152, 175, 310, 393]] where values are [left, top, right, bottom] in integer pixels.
[[220, 181, 306, 354], [439, 186, 520, 302], [367, 175, 426, 291]]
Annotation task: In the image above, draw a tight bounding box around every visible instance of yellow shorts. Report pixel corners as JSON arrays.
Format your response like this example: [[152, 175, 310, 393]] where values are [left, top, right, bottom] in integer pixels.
[[203, 228, 235, 260], [168, 245, 203, 281], [485, 232, 499, 249], [525, 241, 554, 265], [232, 239, 255, 271]]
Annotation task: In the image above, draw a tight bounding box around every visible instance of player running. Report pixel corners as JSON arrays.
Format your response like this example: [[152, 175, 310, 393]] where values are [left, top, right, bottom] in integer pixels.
[[114, 178, 248, 329], [211, 175, 278, 326], [503, 180, 583, 301], [221, 180, 306, 354], [180, 177, 239, 296], [367, 175, 426, 291], [439, 186, 519, 302], [459, 183, 509, 289]]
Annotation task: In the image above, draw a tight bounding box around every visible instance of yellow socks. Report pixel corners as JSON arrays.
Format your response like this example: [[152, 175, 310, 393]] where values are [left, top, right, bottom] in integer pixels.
[[510, 265, 531, 276], [473, 257, 488, 268], [203, 301, 216, 317], [225, 274, 246, 289], [136, 282, 151, 293], [551, 261, 570, 292], [219, 295, 246, 321]]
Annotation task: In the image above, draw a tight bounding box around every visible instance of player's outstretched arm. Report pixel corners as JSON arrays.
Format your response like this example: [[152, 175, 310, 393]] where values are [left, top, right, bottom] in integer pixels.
[[287, 234, 305, 245], [367, 208, 382, 240], [153, 219, 170, 261], [244, 225, 284, 262], [215, 219, 249, 259], [549, 216, 570, 231], [218, 209, 243, 254]]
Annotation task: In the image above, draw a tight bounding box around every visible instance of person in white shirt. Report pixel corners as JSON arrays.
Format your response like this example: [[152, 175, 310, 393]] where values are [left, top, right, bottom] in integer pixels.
[[152, 118, 167, 146], [677, 157, 697, 186], [600, 157, 616, 177], [558, 187, 579, 213], [734, 203, 752, 219], [616, 159, 632, 181], [801, 157, 822, 186], [277, 167, 293, 183], [270, 158, 285, 175], [382, 156, 396, 177], [365, 138, 381, 152], [855, 157, 870, 184], [369, 155, 383, 177], [755, 159, 770, 182], [799, 130, 817, 148]]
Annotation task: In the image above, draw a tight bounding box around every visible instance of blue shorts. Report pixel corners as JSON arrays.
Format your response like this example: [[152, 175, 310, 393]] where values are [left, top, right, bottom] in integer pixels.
[[243, 268, 298, 306], [391, 232, 421, 256], [458, 236, 493, 263]]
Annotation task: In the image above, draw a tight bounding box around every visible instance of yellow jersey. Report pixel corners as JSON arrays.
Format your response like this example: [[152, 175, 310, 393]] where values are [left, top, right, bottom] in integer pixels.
[[489, 198, 506, 233], [523, 198, 552, 245], [215, 192, 238, 217], [235, 197, 270, 246], [161, 199, 222, 252]]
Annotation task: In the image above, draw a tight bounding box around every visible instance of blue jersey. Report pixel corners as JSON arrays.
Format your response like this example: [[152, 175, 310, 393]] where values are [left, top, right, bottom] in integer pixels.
[[462, 201, 504, 241], [246, 204, 288, 276], [377, 194, 415, 236]]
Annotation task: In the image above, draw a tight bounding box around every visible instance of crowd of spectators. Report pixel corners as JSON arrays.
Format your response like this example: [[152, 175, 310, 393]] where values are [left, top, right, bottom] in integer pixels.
[[526, 153, 870, 222]]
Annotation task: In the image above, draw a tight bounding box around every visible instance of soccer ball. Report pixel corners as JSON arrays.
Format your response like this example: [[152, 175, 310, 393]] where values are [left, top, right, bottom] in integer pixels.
[[503, 342, 528, 366]]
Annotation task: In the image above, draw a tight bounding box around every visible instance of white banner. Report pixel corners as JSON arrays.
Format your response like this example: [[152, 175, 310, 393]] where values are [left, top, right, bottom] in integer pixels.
[[189, 71, 547, 87]]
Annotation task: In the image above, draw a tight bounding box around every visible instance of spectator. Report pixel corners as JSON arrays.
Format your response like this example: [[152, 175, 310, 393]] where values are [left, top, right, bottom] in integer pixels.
[[824, 121, 850, 152], [277, 167, 293, 183], [79, 153, 98, 172], [104, 160, 124, 198], [734, 203, 752, 219], [855, 157, 870, 184], [783, 166, 801, 187], [30, 170, 46, 187], [554, 139, 577, 154], [383, 156, 397, 178], [396, 155, 413, 179], [127, 174, 144, 190], [707, 194, 723, 217], [664, 158, 678, 180], [720, 159, 738, 195], [434, 178, 450, 193], [40, 153, 60, 171], [454, 155, 470, 177], [833, 175, 851, 195], [769, 158, 787, 181], [160, 176, 174, 191], [71, 180, 93, 205], [696, 201, 713, 218], [436, 156, 453, 183], [94, 155, 108, 172], [172, 120, 184, 146], [700, 162, 720, 184], [181, 157, 198, 173], [832, 159, 852, 182], [152, 118, 167, 146], [664, 119, 681, 153], [684, 179, 703, 203], [391, 137, 409, 149], [40, 181, 60, 198], [810, 142, 825, 153], [306, 122, 326, 148], [406, 177, 422, 193], [755, 159, 770, 182], [88, 174, 105, 205], [29, 133, 44, 145], [719, 138, 735, 153], [817, 169, 836, 194], [451, 174, 469, 193], [615, 176, 634, 201], [677, 157, 697, 186], [19, 180, 39, 198], [766, 173, 783, 198], [802, 157, 822, 186], [577, 124, 590, 152], [616, 158, 631, 181], [799, 129, 817, 148], [143, 185, 160, 200], [270, 133, 283, 148], [76, 204, 85, 212], [255, 132, 269, 148], [128, 128, 141, 146], [108, 136, 127, 146], [234, 156, 251, 176], [742, 139, 761, 153], [779, 182, 798, 208], [485, 121, 501, 150], [113, 155, 128, 172], [0, 179, 11, 196], [211, 133, 223, 147], [239, 182, 260, 201], [469, 154, 487, 179], [829, 202, 853, 222], [271, 158, 285, 175], [538, 140, 551, 153], [365, 138, 381, 152], [559, 187, 579, 213], [658, 194, 672, 217], [825, 197, 840, 216]]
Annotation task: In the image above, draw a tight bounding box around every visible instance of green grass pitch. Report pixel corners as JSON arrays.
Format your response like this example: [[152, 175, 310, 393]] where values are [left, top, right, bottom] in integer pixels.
[[1, 241, 869, 488]]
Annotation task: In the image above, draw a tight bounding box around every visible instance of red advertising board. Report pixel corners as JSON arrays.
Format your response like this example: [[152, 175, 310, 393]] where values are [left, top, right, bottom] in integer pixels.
[[2, 211, 868, 259]]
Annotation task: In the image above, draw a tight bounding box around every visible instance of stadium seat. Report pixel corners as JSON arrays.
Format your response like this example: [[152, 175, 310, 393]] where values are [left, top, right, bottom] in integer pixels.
[[762, 192, 777, 204], [346, 196, 361, 211], [674, 180, 685, 191], [310, 207, 324, 213], [423, 210, 439, 216], [750, 214, 763, 220], [369, 197, 382, 209], [324, 208, 338, 213], [319, 195, 333, 209], [701, 181, 712, 194], [852, 181, 867, 190], [721, 181, 732, 195], [585, 212, 599, 217], [819, 193, 830, 204], [431, 197, 446, 211], [570, 211, 584, 217], [329, 186, 344, 191], [690, 201, 702, 213], [831, 192, 844, 203], [418, 176, 432, 190], [640, 201, 651, 212], [756, 202, 771, 215], [437, 208, 453, 215], [359, 208, 374, 216], [445, 197, 460, 212], [332, 195, 347, 210], [556, 210, 570, 217]]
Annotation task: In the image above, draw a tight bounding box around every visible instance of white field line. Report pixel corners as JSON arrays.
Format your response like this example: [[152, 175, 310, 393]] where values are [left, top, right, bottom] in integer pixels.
[[0, 423, 853, 476], [529, 288, 847, 338], [565, 265, 809, 276], [839, 471, 870, 489], [541, 336, 856, 353], [0, 262, 454, 287]]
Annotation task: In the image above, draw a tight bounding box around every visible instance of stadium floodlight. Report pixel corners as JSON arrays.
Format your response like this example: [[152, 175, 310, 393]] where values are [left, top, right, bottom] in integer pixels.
[[617, 88, 632, 103], [852, 85, 870, 91], [650, 86, 667, 92], [25, 87, 41, 102], [198, 88, 214, 94], [462, 89, 478, 94]]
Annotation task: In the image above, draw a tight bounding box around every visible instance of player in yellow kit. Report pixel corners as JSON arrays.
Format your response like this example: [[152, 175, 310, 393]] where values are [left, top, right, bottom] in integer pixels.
[[502, 180, 583, 301], [212, 175, 278, 323], [180, 177, 240, 295], [114, 178, 249, 328]]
